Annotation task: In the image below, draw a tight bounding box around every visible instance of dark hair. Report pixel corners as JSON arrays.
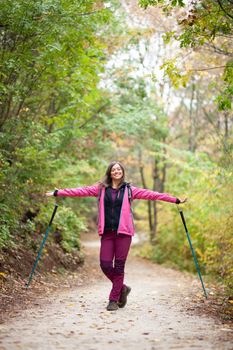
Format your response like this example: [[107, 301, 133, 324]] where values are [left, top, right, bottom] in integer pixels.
[[100, 161, 125, 188]]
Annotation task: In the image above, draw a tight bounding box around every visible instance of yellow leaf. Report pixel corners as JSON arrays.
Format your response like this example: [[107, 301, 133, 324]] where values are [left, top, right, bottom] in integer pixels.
[[195, 247, 204, 260]]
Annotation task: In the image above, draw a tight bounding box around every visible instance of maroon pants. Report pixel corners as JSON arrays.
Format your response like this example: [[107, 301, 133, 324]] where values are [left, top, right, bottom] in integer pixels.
[[100, 230, 132, 302]]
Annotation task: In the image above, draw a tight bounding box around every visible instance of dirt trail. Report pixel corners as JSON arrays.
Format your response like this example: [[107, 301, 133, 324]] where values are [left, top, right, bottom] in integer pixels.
[[0, 234, 232, 350]]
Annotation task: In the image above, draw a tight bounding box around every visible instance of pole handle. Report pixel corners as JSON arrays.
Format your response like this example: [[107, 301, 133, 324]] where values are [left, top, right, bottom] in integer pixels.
[[49, 204, 58, 226]]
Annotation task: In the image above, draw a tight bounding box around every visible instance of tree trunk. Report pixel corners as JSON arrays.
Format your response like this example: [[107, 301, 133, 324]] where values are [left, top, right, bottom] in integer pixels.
[[138, 150, 153, 233], [188, 82, 196, 152], [138, 148, 167, 245], [150, 148, 167, 245]]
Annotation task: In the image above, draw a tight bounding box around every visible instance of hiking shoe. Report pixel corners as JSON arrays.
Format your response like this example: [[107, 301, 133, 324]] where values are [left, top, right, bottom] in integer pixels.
[[118, 285, 131, 308], [106, 301, 119, 311]]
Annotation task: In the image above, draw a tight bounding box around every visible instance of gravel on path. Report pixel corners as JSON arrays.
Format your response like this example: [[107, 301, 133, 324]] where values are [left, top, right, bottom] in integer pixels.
[[0, 233, 232, 350]]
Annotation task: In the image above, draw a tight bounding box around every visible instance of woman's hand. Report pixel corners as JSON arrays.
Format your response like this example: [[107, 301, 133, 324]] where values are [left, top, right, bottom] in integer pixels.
[[45, 191, 54, 197], [179, 197, 188, 203]]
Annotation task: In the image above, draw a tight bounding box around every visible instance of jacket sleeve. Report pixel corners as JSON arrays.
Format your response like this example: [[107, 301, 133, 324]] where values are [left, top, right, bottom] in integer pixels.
[[54, 185, 99, 198], [131, 186, 179, 204]]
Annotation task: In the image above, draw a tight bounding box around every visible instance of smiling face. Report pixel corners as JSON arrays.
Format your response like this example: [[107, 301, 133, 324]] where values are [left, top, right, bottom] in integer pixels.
[[110, 163, 124, 181], [103, 161, 125, 187]]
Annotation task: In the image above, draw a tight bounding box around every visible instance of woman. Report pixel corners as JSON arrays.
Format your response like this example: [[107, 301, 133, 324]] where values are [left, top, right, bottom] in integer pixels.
[[46, 161, 187, 311]]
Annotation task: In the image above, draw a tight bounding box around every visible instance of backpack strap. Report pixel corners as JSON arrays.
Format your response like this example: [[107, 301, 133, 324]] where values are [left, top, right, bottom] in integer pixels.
[[126, 183, 132, 205], [98, 186, 102, 202]]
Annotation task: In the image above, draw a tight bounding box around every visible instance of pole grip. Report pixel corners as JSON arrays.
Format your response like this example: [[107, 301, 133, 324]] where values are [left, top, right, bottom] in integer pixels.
[[179, 210, 188, 232], [49, 204, 58, 226]]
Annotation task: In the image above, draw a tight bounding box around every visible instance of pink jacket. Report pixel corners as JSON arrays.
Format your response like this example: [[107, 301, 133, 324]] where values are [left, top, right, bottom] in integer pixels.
[[56, 185, 178, 236]]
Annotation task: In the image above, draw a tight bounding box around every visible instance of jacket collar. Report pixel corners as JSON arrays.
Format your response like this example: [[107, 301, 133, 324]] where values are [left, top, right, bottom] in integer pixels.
[[108, 182, 127, 190]]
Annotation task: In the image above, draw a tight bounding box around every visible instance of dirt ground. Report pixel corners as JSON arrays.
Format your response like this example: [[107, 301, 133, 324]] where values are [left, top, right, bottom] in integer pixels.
[[0, 233, 232, 350]]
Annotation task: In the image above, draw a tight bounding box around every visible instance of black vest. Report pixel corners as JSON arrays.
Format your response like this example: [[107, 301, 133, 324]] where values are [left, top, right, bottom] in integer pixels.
[[104, 183, 126, 231]]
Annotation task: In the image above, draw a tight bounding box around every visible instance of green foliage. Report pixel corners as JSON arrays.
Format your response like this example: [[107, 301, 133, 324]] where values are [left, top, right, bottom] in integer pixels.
[[139, 0, 185, 10], [102, 54, 231, 292], [217, 60, 233, 111], [1, 0, 232, 298], [35, 205, 87, 253], [104, 0, 232, 294], [0, 0, 113, 253], [150, 149, 233, 293], [160, 60, 191, 88], [139, 0, 233, 111]]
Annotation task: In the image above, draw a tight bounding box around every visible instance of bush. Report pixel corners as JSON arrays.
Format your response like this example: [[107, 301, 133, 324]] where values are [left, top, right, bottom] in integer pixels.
[[35, 204, 87, 253]]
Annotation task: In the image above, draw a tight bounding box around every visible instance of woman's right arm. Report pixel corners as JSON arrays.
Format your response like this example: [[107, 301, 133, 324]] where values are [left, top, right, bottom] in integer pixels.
[[45, 185, 99, 198]]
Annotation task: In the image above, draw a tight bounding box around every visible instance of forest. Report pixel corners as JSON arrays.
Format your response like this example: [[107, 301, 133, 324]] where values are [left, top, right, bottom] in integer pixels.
[[0, 0, 232, 299]]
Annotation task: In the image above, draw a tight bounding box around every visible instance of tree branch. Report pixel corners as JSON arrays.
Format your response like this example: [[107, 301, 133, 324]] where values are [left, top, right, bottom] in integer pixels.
[[186, 65, 228, 71], [51, 102, 110, 133], [203, 42, 233, 57], [202, 107, 221, 137], [217, 0, 233, 20], [78, 102, 110, 129], [76, 10, 104, 16]]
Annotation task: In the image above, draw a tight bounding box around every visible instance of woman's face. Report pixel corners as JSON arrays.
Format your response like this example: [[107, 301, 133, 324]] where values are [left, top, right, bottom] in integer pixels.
[[110, 163, 123, 181]]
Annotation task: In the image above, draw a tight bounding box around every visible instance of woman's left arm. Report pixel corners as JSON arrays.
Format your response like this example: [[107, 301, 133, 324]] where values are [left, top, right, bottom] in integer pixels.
[[131, 186, 187, 204]]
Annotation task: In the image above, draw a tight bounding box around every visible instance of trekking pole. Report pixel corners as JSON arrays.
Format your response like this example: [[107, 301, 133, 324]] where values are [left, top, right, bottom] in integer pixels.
[[176, 205, 208, 299], [25, 204, 58, 289]]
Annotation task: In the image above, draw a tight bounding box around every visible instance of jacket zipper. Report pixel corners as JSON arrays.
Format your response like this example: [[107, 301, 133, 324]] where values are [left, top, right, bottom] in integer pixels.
[[112, 188, 119, 232], [111, 205, 114, 230]]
